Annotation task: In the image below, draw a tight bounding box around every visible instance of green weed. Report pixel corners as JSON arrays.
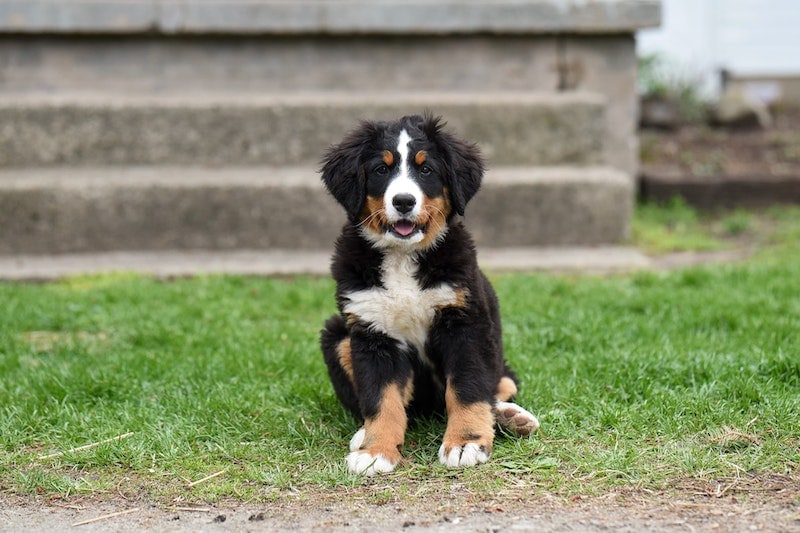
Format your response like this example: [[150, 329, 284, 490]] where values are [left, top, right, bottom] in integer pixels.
[[638, 53, 708, 124], [632, 197, 723, 253], [632, 199, 800, 255]]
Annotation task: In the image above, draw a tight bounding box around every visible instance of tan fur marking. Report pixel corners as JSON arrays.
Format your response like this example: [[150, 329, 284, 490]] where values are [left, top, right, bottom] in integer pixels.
[[382, 150, 394, 166], [496, 376, 518, 402], [414, 150, 427, 166], [359, 381, 412, 464], [434, 287, 469, 311], [336, 338, 354, 382], [361, 195, 389, 236], [402, 379, 414, 405], [344, 312, 360, 328], [418, 191, 452, 249], [442, 379, 495, 456], [452, 288, 469, 309]]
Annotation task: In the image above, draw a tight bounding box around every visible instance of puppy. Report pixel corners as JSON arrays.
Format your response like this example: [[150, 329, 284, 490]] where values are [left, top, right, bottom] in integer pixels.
[[320, 114, 538, 475]]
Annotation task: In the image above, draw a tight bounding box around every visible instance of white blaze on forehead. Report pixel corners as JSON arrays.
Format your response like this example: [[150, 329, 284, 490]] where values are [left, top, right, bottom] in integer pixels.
[[397, 129, 412, 171], [384, 129, 423, 223]]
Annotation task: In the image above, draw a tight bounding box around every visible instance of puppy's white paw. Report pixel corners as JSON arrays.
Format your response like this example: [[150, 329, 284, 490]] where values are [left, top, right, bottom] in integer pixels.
[[346, 451, 397, 475], [438, 442, 490, 468], [494, 401, 540, 436], [346, 428, 398, 475]]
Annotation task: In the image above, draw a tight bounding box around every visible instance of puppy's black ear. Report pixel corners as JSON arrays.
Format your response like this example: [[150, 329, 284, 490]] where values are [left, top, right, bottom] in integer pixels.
[[320, 121, 378, 220], [423, 115, 484, 216]]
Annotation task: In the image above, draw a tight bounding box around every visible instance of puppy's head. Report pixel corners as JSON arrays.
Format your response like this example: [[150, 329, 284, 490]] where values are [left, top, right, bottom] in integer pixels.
[[321, 114, 484, 250]]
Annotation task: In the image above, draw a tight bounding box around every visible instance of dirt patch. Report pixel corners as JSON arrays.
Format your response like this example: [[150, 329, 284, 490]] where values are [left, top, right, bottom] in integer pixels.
[[3, 496, 797, 532], [640, 106, 800, 208], [4, 476, 799, 532]]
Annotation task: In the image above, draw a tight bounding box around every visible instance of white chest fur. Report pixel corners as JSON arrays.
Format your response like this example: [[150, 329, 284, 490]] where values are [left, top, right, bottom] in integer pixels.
[[342, 251, 459, 356]]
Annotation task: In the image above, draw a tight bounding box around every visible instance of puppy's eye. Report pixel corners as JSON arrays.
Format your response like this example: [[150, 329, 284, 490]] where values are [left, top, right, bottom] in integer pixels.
[[420, 165, 432, 176], [375, 164, 389, 175]]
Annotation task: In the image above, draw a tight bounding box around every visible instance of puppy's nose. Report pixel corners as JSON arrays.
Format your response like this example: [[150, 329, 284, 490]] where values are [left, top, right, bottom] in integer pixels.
[[392, 193, 416, 215]]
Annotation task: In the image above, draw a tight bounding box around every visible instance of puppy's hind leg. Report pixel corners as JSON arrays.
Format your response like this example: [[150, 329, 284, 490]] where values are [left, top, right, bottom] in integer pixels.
[[494, 376, 540, 437]]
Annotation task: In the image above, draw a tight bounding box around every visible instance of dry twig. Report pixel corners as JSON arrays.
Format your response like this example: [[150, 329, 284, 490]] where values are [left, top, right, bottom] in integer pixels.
[[39, 432, 134, 460], [187, 469, 227, 488], [71, 507, 140, 527]]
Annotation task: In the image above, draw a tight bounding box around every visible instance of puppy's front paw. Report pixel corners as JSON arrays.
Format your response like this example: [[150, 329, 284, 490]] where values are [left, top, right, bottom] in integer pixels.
[[346, 450, 397, 475], [438, 442, 490, 468], [346, 428, 401, 475]]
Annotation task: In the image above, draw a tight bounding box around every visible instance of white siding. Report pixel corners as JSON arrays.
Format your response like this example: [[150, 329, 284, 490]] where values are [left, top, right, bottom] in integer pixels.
[[638, 0, 800, 94], [714, 0, 800, 75]]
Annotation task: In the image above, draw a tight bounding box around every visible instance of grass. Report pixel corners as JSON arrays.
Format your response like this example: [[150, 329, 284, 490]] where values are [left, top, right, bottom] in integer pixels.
[[1, 205, 799, 505], [632, 197, 800, 255]]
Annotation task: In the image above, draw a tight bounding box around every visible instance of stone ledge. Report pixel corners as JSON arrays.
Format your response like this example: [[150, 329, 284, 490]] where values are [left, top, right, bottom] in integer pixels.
[[0, 0, 661, 35], [639, 170, 800, 210], [0, 247, 652, 281]]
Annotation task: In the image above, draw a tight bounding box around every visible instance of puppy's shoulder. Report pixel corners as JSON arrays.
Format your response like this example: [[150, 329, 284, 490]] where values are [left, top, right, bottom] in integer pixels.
[[418, 222, 479, 285]]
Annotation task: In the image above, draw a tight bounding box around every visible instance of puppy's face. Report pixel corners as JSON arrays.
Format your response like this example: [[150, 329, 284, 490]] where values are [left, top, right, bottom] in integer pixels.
[[360, 128, 451, 249], [322, 115, 484, 250]]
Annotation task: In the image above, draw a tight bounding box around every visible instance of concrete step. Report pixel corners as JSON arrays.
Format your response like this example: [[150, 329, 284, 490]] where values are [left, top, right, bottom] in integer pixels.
[[0, 165, 631, 254], [0, 92, 605, 167], [0, 247, 652, 281], [469, 166, 633, 246]]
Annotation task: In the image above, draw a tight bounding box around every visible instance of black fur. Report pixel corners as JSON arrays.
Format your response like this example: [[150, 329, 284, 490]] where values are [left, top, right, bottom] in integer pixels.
[[320, 121, 377, 221], [422, 117, 483, 216]]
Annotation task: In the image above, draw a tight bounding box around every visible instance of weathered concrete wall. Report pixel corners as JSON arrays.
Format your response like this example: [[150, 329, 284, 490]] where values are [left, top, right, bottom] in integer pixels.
[[561, 36, 640, 179]]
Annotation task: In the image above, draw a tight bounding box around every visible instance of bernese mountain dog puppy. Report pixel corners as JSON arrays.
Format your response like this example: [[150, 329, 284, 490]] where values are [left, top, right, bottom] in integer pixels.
[[320, 114, 539, 475]]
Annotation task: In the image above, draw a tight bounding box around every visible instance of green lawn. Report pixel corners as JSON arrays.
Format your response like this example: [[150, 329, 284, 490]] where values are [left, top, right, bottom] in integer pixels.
[[1, 206, 799, 503]]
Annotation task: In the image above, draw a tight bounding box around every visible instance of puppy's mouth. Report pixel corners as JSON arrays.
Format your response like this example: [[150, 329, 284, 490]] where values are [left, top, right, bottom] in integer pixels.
[[388, 220, 424, 239]]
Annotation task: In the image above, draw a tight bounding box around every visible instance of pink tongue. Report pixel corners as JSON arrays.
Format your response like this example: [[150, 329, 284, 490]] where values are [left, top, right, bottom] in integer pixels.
[[394, 221, 416, 236]]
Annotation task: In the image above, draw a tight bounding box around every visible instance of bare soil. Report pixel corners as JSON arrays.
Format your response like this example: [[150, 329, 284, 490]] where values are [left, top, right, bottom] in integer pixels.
[[3, 475, 799, 532], [639, 106, 800, 208]]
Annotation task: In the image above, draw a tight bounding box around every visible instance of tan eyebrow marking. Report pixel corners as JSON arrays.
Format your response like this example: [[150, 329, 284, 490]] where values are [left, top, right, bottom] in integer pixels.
[[382, 150, 394, 166], [415, 150, 427, 166]]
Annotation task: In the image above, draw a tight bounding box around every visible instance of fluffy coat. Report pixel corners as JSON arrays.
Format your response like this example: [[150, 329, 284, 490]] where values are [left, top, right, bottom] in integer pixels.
[[320, 114, 538, 475]]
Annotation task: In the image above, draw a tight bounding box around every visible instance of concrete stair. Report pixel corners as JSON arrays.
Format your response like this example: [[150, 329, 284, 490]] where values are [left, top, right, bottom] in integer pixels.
[[0, 0, 661, 276], [1, 92, 605, 167], [0, 90, 629, 256], [0, 165, 632, 254]]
